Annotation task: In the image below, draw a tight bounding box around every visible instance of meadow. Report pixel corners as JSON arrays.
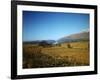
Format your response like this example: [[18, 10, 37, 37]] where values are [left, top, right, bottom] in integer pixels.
[[23, 41, 89, 68]]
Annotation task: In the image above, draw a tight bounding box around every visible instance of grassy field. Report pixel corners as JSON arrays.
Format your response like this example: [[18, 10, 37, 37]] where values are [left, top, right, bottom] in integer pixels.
[[23, 41, 89, 68]]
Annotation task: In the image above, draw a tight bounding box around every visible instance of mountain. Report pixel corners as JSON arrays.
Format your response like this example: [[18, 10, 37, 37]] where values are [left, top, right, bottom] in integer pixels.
[[44, 40, 56, 44], [23, 40, 56, 44], [23, 40, 41, 44], [58, 31, 89, 43]]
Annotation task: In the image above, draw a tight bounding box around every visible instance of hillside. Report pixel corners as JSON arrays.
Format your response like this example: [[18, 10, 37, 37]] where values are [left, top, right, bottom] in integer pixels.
[[58, 31, 89, 43]]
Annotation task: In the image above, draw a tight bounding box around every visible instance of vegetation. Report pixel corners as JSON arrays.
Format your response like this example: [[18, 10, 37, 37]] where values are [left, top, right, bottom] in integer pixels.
[[23, 41, 89, 68]]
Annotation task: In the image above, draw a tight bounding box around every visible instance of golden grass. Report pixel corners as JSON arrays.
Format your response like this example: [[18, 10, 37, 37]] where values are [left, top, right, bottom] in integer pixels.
[[23, 41, 89, 68]]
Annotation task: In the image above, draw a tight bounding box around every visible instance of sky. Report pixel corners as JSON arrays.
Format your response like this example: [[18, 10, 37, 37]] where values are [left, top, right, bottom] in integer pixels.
[[23, 11, 89, 41]]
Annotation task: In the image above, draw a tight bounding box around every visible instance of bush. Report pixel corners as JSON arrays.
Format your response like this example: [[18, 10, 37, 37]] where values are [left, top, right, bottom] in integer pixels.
[[67, 43, 72, 48]]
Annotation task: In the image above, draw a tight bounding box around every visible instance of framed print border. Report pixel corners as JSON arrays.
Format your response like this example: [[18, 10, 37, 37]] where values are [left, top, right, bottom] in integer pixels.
[[11, 1, 97, 79]]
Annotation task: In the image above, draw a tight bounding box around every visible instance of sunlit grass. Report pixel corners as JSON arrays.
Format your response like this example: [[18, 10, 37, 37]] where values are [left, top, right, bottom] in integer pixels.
[[23, 41, 89, 68]]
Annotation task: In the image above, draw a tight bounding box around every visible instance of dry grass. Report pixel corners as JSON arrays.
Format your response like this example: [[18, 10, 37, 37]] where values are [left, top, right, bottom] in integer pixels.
[[23, 41, 89, 68]]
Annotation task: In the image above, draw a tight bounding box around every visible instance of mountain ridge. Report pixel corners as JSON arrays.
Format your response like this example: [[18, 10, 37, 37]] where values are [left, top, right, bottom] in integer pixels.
[[57, 31, 89, 43]]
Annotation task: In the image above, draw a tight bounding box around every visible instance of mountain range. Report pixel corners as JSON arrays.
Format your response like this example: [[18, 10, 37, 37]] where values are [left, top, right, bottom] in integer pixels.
[[57, 31, 89, 43], [23, 31, 89, 44]]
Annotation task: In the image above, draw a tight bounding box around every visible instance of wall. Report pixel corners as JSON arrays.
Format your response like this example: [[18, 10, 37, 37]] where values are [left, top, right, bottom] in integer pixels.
[[0, 0, 99, 80]]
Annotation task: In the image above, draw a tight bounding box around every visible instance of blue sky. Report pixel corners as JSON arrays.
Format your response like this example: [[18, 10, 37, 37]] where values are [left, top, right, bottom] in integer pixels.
[[23, 11, 89, 41]]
